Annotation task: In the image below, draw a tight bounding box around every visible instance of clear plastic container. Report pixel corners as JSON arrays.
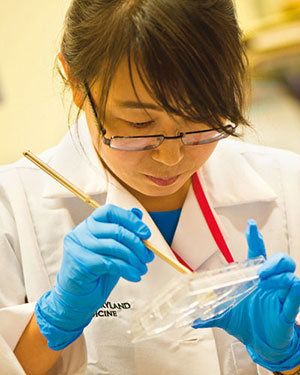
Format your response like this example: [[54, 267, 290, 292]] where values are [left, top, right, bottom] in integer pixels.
[[128, 256, 265, 343]]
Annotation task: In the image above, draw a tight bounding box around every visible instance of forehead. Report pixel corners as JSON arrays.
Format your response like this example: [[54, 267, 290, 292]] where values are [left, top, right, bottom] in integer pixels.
[[106, 58, 157, 107]]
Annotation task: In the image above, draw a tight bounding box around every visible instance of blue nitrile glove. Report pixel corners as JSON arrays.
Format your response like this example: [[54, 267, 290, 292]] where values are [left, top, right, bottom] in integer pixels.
[[193, 219, 300, 372], [35, 204, 154, 351]]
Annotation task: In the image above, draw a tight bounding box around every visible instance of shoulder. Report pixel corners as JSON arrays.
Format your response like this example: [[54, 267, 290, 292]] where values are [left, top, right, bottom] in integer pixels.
[[219, 139, 300, 175], [218, 139, 300, 229], [221, 138, 300, 160], [0, 147, 58, 193], [209, 140, 300, 260], [0, 124, 108, 208], [201, 139, 299, 209], [0, 149, 59, 236]]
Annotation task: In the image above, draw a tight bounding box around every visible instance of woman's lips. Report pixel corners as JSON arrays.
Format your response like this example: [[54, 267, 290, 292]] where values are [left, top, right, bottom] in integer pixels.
[[144, 174, 179, 186]]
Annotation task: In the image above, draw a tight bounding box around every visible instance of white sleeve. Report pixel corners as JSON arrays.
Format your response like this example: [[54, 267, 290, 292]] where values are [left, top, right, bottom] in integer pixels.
[[257, 365, 273, 374], [0, 192, 27, 307], [0, 183, 36, 373], [0, 335, 25, 375], [0, 303, 88, 375], [279, 151, 300, 266], [0, 177, 88, 374], [0, 303, 35, 350]]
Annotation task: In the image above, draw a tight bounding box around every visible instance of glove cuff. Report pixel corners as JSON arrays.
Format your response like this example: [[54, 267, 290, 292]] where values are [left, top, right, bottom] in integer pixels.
[[35, 301, 84, 350], [246, 325, 300, 372], [35, 282, 102, 350]]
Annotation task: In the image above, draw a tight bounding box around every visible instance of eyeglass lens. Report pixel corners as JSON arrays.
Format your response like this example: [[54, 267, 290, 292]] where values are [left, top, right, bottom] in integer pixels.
[[109, 130, 227, 151], [110, 136, 163, 151], [182, 131, 227, 145]]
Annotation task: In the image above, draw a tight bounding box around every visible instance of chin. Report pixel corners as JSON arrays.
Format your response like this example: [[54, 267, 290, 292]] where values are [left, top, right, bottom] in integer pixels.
[[139, 183, 182, 197]]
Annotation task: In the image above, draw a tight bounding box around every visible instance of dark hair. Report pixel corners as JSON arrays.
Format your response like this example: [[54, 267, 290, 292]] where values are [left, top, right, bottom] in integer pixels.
[[58, 0, 250, 133]]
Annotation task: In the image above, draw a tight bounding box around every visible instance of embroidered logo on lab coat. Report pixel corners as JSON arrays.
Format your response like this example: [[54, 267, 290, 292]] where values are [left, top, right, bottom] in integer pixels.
[[94, 301, 132, 318]]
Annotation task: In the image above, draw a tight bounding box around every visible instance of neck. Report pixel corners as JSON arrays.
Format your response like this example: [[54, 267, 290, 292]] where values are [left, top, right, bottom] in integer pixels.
[[125, 179, 191, 212]]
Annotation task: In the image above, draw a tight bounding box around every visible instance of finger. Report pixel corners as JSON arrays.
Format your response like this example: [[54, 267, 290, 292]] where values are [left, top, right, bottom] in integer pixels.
[[65, 255, 144, 283], [130, 208, 143, 219], [258, 272, 296, 290], [192, 318, 217, 329], [245, 219, 266, 259], [64, 236, 149, 275], [191, 306, 233, 329], [192, 311, 227, 329], [283, 277, 300, 323], [99, 255, 146, 282], [92, 204, 151, 239], [258, 253, 296, 280], [84, 220, 154, 263], [92, 238, 149, 274]]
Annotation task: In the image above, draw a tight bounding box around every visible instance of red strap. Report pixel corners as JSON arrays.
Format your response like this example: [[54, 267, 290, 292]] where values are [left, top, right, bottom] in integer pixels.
[[192, 173, 234, 263]]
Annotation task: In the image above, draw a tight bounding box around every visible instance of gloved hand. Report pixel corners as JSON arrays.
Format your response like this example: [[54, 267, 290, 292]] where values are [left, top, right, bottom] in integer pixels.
[[35, 204, 154, 350], [193, 219, 300, 372]]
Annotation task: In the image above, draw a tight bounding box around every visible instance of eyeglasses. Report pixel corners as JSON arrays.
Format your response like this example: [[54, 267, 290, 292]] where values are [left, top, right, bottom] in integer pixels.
[[85, 84, 236, 151], [101, 128, 235, 151]]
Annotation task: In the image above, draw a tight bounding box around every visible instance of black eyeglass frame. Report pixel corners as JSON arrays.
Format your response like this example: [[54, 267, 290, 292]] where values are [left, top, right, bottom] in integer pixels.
[[85, 83, 236, 151]]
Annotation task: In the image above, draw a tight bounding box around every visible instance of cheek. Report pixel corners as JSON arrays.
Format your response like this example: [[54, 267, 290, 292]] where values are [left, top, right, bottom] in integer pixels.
[[98, 145, 146, 175], [99, 142, 218, 174], [187, 143, 218, 168]]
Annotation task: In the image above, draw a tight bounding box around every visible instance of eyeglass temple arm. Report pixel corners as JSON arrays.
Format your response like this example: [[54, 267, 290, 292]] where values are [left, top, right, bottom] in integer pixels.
[[84, 82, 107, 136]]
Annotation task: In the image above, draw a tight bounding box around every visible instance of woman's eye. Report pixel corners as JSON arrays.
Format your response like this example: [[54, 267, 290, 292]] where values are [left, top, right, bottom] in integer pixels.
[[128, 120, 154, 128]]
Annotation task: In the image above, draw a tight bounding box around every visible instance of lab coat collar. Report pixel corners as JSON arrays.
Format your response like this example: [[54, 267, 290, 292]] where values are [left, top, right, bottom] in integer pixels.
[[198, 140, 277, 208], [104, 174, 177, 261], [42, 115, 108, 199]]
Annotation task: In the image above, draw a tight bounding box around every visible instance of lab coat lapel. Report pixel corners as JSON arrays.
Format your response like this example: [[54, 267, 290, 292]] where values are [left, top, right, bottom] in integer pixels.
[[172, 140, 278, 271], [42, 115, 107, 200], [199, 140, 277, 208], [104, 173, 179, 264], [172, 180, 228, 271]]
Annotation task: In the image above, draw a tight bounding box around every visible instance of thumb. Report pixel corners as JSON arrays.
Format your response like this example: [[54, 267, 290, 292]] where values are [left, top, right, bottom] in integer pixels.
[[130, 207, 143, 219], [283, 277, 300, 323], [192, 309, 230, 330], [245, 219, 266, 260], [192, 317, 219, 329]]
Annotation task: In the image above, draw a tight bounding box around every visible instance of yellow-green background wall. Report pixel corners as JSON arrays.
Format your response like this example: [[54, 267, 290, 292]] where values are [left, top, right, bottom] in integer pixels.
[[0, 0, 299, 165]]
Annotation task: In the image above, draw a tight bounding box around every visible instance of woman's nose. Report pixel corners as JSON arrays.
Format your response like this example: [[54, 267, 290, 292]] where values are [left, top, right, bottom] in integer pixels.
[[151, 138, 184, 166]]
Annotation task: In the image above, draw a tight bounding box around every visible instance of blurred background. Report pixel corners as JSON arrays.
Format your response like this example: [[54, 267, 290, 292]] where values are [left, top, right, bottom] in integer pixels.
[[0, 0, 299, 164], [236, 0, 300, 153]]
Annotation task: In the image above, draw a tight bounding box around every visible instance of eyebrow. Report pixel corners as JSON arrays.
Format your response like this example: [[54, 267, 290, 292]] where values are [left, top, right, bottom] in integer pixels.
[[115, 100, 163, 111]]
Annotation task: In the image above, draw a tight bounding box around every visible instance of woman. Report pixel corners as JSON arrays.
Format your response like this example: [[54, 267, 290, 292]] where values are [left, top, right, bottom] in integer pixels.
[[1, 0, 300, 374]]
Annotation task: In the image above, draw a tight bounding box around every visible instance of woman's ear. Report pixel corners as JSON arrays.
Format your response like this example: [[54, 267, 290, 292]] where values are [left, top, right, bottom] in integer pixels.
[[58, 53, 85, 109]]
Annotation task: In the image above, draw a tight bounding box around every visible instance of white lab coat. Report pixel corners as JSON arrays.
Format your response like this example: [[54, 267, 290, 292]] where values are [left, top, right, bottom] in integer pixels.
[[0, 115, 299, 375]]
